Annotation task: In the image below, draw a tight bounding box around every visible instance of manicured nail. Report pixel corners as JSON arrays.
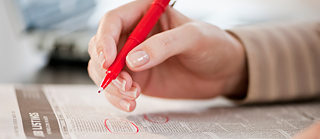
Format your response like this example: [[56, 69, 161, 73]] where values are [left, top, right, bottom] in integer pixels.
[[127, 51, 149, 68], [119, 86, 137, 98], [112, 77, 126, 91], [99, 52, 105, 68], [119, 99, 130, 111]]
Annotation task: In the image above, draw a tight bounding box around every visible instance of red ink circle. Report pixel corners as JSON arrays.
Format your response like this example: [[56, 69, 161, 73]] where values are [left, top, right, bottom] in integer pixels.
[[143, 114, 169, 123], [104, 119, 139, 134]]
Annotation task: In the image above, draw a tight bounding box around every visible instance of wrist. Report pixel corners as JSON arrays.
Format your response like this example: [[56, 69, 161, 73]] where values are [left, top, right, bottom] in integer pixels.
[[223, 31, 248, 99]]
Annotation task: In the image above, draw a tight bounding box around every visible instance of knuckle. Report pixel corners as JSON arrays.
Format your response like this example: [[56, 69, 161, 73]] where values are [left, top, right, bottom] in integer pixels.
[[89, 36, 96, 46], [95, 40, 104, 53], [149, 34, 174, 57], [94, 35, 107, 54], [185, 22, 208, 38], [95, 34, 113, 53], [87, 60, 93, 78], [105, 10, 117, 18], [100, 10, 117, 25], [156, 34, 173, 49], [88, 36, 96, 54]]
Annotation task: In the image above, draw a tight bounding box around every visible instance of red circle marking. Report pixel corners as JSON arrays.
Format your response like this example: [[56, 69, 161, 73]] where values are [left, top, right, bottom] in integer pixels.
[[143, 114, 169, 123], [104, 119, 139, 134]]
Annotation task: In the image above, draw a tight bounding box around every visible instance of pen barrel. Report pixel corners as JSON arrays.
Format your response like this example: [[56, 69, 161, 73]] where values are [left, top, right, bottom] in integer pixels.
[[107, 39, 139, 76], [129, 0, 171, 43], [106, 0, 170, 76]]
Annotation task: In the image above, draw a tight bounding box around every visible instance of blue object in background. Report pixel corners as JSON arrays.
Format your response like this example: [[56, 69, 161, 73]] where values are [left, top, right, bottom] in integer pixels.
[[16, 0, 96, 30]]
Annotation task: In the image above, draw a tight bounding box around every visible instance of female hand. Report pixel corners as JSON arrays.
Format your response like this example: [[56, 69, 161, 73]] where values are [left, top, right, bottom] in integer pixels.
[[88, 0, 248, 112]]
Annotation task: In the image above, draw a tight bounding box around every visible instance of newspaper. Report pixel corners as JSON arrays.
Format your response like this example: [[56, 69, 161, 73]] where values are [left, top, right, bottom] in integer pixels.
[[0, 84, 319, 139]]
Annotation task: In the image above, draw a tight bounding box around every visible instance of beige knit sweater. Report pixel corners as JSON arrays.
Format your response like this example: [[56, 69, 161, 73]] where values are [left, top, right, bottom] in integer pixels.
[[228, 19, 320, 103]]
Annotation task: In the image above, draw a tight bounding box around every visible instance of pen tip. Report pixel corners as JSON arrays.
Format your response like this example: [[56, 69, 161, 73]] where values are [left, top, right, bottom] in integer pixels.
[[98, 87, 104, 93]]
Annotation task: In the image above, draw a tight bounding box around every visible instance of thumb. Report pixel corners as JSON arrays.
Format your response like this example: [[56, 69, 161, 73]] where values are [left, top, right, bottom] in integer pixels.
[[126, 21, 203, 71], [125, 7, 194, 71]]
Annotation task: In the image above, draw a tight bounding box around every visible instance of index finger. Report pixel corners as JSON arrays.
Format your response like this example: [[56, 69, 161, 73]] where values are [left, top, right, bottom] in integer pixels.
[[95, 0, 155, 69]]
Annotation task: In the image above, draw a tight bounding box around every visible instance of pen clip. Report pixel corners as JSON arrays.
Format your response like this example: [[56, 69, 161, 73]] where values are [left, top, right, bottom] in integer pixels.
[[169, 0, 177, 7]]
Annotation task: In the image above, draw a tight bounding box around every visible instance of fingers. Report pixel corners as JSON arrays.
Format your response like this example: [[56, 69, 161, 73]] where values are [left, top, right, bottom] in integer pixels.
[[126, 22, 202, 71], [111, 71, 132, 91], [106, 77, 141, 100], [88, 59, 141, 112], [105, 93, 136, 112], [88, 37, 107, 79], [88, 35, 141, 112], [88, 41, 141, 112], [95, 0, 155, 69], [105, 72, 141, 112], [125, 7, 194, 71], [88, 59, 104, 86], [88, 1, 196, 112]]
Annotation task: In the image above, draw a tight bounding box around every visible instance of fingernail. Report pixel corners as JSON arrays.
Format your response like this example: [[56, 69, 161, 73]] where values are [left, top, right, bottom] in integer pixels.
[[127, 51, 149, 68], [119, 86, 137, 98], [119, 99, 130, 111], [99, 52, 105, 68], [112, 77, 126, 91]]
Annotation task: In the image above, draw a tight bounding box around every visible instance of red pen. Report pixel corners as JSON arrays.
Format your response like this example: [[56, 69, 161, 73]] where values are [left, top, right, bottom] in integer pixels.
[[98, 0, 171, 93]]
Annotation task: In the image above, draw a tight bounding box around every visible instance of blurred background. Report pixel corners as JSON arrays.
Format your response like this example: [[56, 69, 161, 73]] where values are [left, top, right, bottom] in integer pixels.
[[0, 0, 319, 84]]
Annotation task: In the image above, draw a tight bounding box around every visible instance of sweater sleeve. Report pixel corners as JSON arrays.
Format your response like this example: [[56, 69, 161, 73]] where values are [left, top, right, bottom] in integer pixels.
[[227, 20, 320, 104]]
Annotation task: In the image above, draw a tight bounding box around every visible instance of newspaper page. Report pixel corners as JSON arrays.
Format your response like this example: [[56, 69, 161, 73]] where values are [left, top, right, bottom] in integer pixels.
[[0, 84, 319, 139]]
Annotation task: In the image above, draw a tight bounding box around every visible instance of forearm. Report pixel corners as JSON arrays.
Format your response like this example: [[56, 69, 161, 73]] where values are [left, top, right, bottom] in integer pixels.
[[227, 19, 320, 103]]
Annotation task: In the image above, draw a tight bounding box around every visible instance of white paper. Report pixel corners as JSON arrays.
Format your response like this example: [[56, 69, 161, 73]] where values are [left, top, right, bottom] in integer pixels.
[[0, 85, 319, 139]]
